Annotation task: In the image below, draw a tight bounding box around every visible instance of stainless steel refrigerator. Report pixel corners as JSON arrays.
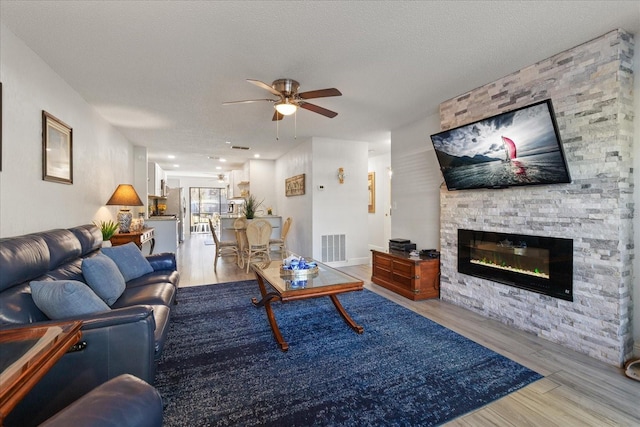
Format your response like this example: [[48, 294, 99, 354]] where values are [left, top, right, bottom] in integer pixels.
[[165, 186, 185, 242]]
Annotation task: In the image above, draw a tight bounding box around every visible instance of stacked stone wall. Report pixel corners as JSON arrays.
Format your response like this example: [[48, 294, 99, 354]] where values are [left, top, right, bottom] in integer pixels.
[[438, 29, 634, 366]]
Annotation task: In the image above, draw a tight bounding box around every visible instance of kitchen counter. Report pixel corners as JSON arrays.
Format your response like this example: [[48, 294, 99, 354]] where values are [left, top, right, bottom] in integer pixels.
[[145, 218, 179, 253], [148, 215, 177, 220]]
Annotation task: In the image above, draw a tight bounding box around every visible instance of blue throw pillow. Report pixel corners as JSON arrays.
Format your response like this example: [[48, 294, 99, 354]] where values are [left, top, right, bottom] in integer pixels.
[[101, 242, 154, 282], [30, 280, 110, 319], [82, 253, 127, 305]]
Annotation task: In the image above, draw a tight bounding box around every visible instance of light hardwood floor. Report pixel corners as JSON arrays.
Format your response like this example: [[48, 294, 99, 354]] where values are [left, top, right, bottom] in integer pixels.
[[176, 232, 640, 426]]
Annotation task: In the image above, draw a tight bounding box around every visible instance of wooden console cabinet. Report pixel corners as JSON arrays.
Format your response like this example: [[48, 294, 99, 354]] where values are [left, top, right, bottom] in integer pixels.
[[371, 250, 440, 300]]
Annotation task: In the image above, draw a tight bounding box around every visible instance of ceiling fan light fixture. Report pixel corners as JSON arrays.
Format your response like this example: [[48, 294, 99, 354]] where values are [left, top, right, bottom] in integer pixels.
[[274, 100, 297, 116]]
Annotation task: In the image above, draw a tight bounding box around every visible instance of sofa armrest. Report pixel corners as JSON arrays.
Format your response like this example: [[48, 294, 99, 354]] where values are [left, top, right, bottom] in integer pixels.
[[5, 306, 157, 427], [40, 374, 163, 427], [79, 305, 157, 331], [146, 252, 176, 271]]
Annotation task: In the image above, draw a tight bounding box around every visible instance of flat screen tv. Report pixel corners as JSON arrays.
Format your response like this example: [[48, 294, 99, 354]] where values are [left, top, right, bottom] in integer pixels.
[[429, 99, 571, 190]]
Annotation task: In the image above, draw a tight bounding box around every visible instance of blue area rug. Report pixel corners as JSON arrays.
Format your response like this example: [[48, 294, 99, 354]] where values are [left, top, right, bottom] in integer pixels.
[[155, 281, 542, 426]]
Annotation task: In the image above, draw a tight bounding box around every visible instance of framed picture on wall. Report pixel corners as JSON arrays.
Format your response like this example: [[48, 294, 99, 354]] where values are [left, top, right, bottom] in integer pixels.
[[285, 173, 305, 196], [368, 172, 375, 213], [42, 111, 73, 184]]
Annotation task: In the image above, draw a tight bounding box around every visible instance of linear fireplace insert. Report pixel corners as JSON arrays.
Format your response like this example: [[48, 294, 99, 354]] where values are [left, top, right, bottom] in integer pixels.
[[458, 229, 573, 301]]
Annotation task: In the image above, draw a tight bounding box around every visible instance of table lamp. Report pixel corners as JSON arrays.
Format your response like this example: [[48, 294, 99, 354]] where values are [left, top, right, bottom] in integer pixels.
[[106, 184, 144, 233]]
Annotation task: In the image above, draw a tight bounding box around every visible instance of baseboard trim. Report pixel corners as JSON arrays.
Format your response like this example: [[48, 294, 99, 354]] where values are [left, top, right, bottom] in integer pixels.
[[324, 256, 370, 268], [368, 244, 386, 253]]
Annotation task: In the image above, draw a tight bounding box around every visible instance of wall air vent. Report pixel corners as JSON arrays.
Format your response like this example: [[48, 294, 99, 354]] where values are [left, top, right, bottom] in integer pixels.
[[231, 146, 250, 150], [321, 234, 346, 262]]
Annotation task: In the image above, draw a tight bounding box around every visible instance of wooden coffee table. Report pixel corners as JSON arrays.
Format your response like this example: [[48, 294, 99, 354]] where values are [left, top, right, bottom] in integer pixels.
[[251, 258, 364, 351]]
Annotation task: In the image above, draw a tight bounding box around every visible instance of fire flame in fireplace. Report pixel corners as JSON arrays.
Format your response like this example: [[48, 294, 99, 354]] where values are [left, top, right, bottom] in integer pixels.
[[470, 258, 549, 279]]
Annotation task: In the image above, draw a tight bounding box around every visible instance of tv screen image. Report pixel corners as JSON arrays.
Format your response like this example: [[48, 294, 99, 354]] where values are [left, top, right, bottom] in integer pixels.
[[430, 99, 571, 190]]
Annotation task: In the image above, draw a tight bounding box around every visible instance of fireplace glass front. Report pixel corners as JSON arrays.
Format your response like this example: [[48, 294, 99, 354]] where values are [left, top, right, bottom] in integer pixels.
[[458, 229, 573, 301]]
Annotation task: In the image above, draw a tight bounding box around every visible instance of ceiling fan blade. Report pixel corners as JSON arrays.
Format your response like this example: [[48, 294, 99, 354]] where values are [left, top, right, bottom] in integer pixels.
[[247, 79, 282, 97], [223, 99, 275, 105], [298, 88, 342, 99], [299, 102, 338, 118], [272, 111, 284, 121]]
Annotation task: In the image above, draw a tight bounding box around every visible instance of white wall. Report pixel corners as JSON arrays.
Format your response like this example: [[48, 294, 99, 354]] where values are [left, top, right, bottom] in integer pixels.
[[275, 139, 313, 257], [247, 159, 276, 215], [390, 112, 442, 251], [0, 23, 133, 237], [311, 137, 369, 266], [273, 137, 369, 265], [368, 152, 391, 252]]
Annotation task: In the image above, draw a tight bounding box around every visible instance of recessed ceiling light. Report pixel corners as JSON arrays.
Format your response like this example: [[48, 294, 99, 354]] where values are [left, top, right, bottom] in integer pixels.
[[254, 154, 260, 158], [216, 166, 222, 170], [220, 158, 227, 162], [173, 164, 179, 168], [225, 141, 231, 144], [168, 155, 175, 159]]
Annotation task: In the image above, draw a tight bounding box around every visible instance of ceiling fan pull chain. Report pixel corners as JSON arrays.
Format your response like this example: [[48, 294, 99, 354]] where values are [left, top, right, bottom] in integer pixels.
[[294, 109, 297, 139], [276, 115, 279, 141]]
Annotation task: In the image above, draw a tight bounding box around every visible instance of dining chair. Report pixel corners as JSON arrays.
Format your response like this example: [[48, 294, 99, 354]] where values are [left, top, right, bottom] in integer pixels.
[[269, 217, 292, 257], [208, 218, 239, 272], [233, 217, 249, 268], [244, 219, 272, 273]]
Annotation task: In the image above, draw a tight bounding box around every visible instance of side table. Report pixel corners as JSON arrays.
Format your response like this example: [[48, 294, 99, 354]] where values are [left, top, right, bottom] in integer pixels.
[[0, 321, 83, 425], [110, 227, 155, 254]]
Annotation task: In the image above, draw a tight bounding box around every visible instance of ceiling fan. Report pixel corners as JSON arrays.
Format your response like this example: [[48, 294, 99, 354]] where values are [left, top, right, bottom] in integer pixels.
[[223, 79, 342, 121]]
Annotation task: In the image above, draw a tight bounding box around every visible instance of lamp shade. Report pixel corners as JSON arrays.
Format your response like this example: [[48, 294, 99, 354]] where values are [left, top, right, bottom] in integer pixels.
[[106, 184, 143, 207], [106, 184, 143, 234]]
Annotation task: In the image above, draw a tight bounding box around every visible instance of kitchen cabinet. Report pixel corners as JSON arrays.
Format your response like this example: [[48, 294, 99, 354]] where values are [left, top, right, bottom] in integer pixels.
[[371, 250, 440, 300], [228, 169, 249, 199], [147, 163, 165, 197]]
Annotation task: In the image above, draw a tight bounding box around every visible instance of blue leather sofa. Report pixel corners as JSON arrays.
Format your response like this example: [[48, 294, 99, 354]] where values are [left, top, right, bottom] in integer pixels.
[[0, 224, 178, 426]]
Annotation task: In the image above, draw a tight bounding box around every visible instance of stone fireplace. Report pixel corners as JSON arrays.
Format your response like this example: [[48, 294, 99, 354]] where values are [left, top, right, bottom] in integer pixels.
[[437, 29, 634, 366]]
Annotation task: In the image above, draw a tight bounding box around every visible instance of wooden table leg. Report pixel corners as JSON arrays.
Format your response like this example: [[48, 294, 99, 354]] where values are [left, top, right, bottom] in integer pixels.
[[330, 294, 364, 334], [252, 274, 288, 351]]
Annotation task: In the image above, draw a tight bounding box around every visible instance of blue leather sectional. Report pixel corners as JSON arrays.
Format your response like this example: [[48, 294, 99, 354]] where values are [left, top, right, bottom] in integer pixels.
[[0, 224, 178, 426]]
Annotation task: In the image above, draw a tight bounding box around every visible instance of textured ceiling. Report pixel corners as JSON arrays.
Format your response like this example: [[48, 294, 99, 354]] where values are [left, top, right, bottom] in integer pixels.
[[1, 1, 639, 177]]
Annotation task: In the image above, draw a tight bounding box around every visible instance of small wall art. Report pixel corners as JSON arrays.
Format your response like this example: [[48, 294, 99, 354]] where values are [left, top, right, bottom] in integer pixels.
[[42, 111, 73, 184], [285, 173, 305, 197], [368, 172, 375, 213]]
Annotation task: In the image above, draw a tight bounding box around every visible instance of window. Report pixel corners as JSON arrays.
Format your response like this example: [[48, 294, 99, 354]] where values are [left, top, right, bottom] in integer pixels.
[[190, 187, 228, 232]]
